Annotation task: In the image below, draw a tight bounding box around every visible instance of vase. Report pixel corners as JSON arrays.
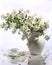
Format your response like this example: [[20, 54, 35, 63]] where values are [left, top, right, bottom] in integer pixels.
[[27, 32, 45, 55], [27, 32, 46, 65]]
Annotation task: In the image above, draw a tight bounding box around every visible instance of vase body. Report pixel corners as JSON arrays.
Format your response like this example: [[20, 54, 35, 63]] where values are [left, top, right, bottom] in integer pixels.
[[27, 32, 45, 55], [27, 32, 45, 65]]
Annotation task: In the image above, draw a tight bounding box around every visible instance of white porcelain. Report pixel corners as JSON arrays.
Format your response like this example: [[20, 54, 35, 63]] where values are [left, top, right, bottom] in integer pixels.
[[27, 32, 45, 55]]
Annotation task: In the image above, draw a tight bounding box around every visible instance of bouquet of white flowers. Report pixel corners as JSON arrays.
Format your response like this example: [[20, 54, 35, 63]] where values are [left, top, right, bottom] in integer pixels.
[[0, 9, 50, 40]]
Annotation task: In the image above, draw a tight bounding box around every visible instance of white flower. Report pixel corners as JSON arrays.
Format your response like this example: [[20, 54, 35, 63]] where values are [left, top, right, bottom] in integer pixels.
[[10, 22, 16, 27]]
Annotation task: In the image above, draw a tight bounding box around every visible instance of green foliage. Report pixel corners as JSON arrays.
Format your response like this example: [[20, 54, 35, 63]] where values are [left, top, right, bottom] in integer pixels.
[[0, 9, 49, 40]]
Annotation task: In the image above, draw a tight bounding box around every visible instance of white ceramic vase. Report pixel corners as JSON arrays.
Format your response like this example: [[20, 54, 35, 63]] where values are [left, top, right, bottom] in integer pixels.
[[27, 32, 45, 55]]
